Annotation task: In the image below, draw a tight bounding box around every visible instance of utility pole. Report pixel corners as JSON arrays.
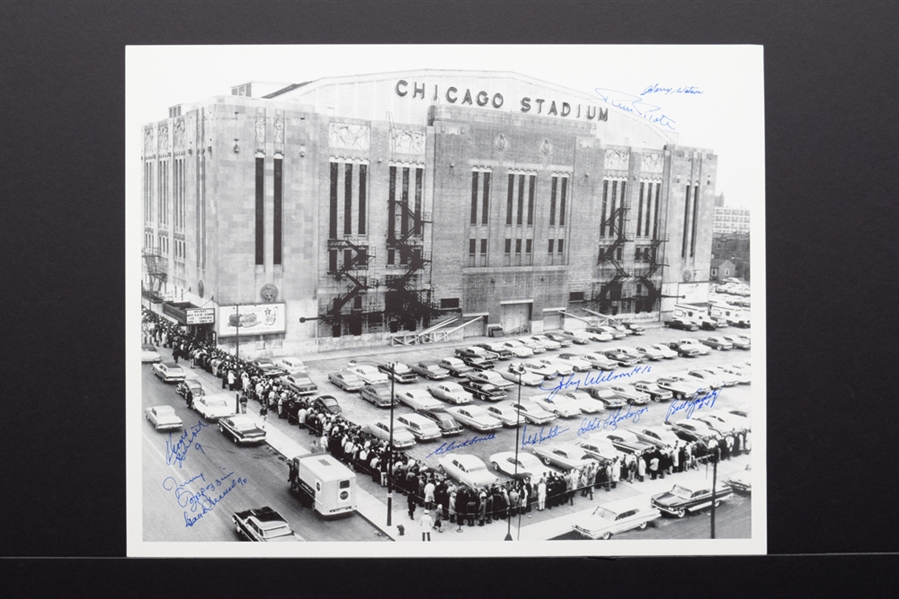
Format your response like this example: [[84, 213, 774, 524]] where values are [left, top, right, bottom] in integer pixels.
[[710, 448, 718, 539], [506, 362, 525, 541], [386, 361, 396, 528]]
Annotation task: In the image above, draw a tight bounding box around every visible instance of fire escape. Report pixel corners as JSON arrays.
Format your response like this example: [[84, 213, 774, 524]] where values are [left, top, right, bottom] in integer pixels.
[[319, 236, 380, 334], [384, 205, 439, 331], [142, 247, 167, 301], [634, 236, 668, 313], [593, 205, 631, 313]]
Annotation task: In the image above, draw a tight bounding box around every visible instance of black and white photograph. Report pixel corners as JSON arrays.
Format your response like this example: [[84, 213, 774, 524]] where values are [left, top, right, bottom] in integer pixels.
[[127, 44, 766, 557]]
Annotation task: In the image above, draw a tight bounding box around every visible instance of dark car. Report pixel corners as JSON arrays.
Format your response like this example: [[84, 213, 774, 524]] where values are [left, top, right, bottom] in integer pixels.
[[419, 408, 464, 436], [455, 346, 500, 361], [651, 481, 733, 518], [232, 507, 303, 542], [666, 341, 704, 358], [218, 414, 267, 445], [252, 359, 288, 378], [602, 349, 640, 367], [474, 343, 514, 360], [461, 380, 508, 402], [624, 322, 646, 335], [176, 378, 205, 400], [602, 430, 654, 455], [377, 362, 418, 383], [360, 383, 399, 408], [410, 361, 451, 380], [665, 318, 699, 331], [313, 395, 341, 415], [437, 357, 475, 378], [461, 355, 495, 371], [584, 388, 628, 409]]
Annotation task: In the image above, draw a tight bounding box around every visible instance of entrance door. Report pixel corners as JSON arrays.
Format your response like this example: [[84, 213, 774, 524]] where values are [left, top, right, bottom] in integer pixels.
[[543, 311, 562, 331], [501, 303, 532, 336]]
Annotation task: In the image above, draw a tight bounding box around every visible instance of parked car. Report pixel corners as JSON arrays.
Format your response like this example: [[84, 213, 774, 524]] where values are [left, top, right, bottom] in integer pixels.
[[532, 442, 595, 470], [608, 384, 651, 405], [145, 405, 183, 431], [461, 380, 508, 402], [722, 334, 751, 350], [312, 395, 341, 415], [632, 380, 674, 402], [232, 507, 303, 542], [280, 373, 318, 395], [630, 425, 681, 449], [364, 419, 416, 448], [348, 364, 390, 385], [252, 359, 287, 378], [582, 327, 615, 342], [667, 339, 711, 357], [557, 353, 593, 372], [176, 378, 205, 400], [192, 394, 234, 422], [519, 359, 558, 379], [427, 381, 474, 405], [558, 330, 591, 345], [574, 436, 624, 461], [153, 361, 186, 383], [219, 414, 267, 445], [555, 390, 607, 414], [515, 337, 547, 353], [499, 363, 545, 386], [666, 419, 721, 443], [395, 388, 444, 412], [534, 357, 573, 377], [466, 370, 515, 390], [462, 355, 496, 371], [377, 362, 417, 383], [445, 405, 504, 432], [665, 317, 699, 331], [651, 479, 733, 518], [580, 352, 620, 370], [395, 413, 443, 441], [592, 325, 626, 339], [419, 408, 464, 436], [455, 346, 500, 361], [489, 451, 551, 480], [686, 369, 725, 389], [700, 336, 734, 351], [510, 399, 557, 425], [499, 340, 534, 358], [584, 388, 628, 409], [274, 356, 307, 374], [571, 499, 661, 540], [438, 454, 499, 489], [601, 430, 655, 455], [141, 343, 162, 363], [526, 335, 560, 350], [602, 349, 640, 367], [623, 323, 646, 335], [727, 464, 752, 493], [535, 394, 582, 418], [654, 376, 703, 400], [636, 343, 678, 360], [711, 364, 751, 385], [694, 412, 745, 436], [542, 332, 573, 347], [484, 403, 524, 427], [475, 342, 513, 360], [360, 383, 399, 407], [437, 357, 474, 378], [411, 361, 451, 380], [327, 370, 364, 392]]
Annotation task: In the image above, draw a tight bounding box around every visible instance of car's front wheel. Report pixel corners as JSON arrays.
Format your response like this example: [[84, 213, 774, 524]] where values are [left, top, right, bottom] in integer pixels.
[[676, 508, 686, 518], [492, 462, 500, 471], [638, 521, 648, 530], [541, 456, 552, 466], [601, 531, 612, 540]]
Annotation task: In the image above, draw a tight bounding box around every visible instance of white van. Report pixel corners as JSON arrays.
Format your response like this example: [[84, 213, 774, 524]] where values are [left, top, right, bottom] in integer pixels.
[[276, 356, 307, 374], [289, 454, 357, 517]]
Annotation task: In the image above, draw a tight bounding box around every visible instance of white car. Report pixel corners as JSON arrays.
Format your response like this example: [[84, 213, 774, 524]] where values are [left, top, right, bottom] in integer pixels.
[[580, 352, 620, 371], [499, 364, 544, 386], [630, 425, 681, 449], [632, 345, 667, 361], [515, 338, 547, 354], [535, 357, 573, 377], [582, 328, 614, 342], [467, 370, 515, 390], [145, 405, 183, 431], [513, 400, 558, 425], [555, 391, 607, 414], [637, 344, 679, 360], [676, 339, 712, 356], [616, 346, 647, 363], [712, 365, 751, 385], [558, 330, 592, 345], [556, 353, 593, 372], [348, 364, 390, 385], [395, 389, 444, 412], [527, 335, 561, 350], [427, 382, 474, 405], [535, 394, 582, 418], [437, 454, 498, 488], [488, 452, 551, 480], [445, 405, 503, 432], [519, 360, 557, 379], [686, 369, 726, 390], [532, 442, 595, 470], [275, 356, 307, 374], [696, 367, 738, 387], [484, 403, 524, 427], [572, 499, 661, 540], [574, 437, 624, 461], [152, 361, 186, 383], [364, 419, 416, 449], [499, 340, 534, 358], [193, 393, 235, 422], [141, 343, 162, 363], [396, 413, 443, 441]]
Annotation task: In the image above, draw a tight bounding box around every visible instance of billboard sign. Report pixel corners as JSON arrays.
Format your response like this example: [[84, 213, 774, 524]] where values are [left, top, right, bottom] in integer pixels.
[[217, 303, 286, 337]]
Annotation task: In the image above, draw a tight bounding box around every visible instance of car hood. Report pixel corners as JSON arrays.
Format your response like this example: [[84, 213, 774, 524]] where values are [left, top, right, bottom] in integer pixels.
[[157, 415, 183, 425], [651, 492, 685, 507]]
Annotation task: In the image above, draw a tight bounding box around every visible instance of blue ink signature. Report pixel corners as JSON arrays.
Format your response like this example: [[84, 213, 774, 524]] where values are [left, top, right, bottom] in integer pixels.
[[576, 406, 649, 436], [665, 389, 721, 420], [641, 83, 704, 96], [521, 424, 570, 449], [426, 432, 496, 458], [161, 470, 249, 527], [165, 420, 209, 468], [540, 366, 652, 401], [594, 88, 677, 130]]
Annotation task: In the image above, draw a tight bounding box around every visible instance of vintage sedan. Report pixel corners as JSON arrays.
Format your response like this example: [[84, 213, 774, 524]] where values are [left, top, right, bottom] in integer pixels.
[[727, 464, 752, 493], [419, 408, 465, 436], [532, 442, 595, 470], [534, 357, 574, 377], [601, 430, 655, 455], [676, 339, 712, 356], [145, 405, 183, 431], [632, 345, 666, 361], [499, 340, 535, 358], [489, 451, 551, 480], [437, 357, 475, 378], [632, 380, 674, 402], [584, 388, 628, 409], [152, 361, 186, 383], [438, 454, 498, 488], [193, 394, 235, 422], [252, 359, 287, 378], [460, 355, 495, 371], [608, 384, 651, 406], [280, 373, 319, 395], [519, 359, 558, 379], [446, 405, 504, 432], [377, 362, 418, 383], [396, 388, 444, 412], [580, 352, 620, 371], [555, 390, 607, 414], [638, 343, 678, 360], [615, 346, 647, 363], [654, 376, 704, 400], [574, 436, 624, 461], [312, 395, 341, 415], [710, 365, 751, 385], [499, 364, 545, 386], [665, 317, 700, 331], [475, 342, 514, 360], [427, 381, 474, 405], [701, 336, 734, 351], [466, 370, 515, 390], [233, 507, 303, 542], [666, 419, 721, 443], [571, 499, 661, 540], [360, 383, 399, 408], [542, 332, 574, 347], [141, 343, 162, 363], [722, 334, 751, 350], [558, 330, 592, 345], [348, 364, 390, 385], [176, 378, 206, 400], [364, 419, 416, 449], [535, 394, 582, 418], [411, 361, 451, 380], [685, 369, 725, 389], [395, 413, 443, 441], [557, 353, 593, 372], [651, 479, 733, 518], [602, 349, 640, 367], [593, 325, 627, 339], [630, 425, 681, 450], [455, 345, 501, 361], [484, 403, 524, 427], [219, 414, 267, 445], [515, 337, 547, 354], [512, 399, 558, 425], [624, 323, 646, 335], [582, 327, 615, 342], [327, 370, 364, 392], [461, 380, 508, 402], [695, 411, 745, 435], [525, 335, 560, 351], [274, 356, 307, 374]]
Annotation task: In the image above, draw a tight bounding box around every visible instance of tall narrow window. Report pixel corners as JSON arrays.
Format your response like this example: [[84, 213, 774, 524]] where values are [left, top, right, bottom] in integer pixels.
[[548, 239, 555, 254], [690, 184, 700, 257], [557, 239, 564, 255], [388, 166, 396, 241], [618, 181, 626, 234], [609, 181, 618, 237], [358, 164, 367, 235], [600, 179, 609, 237], [517, 174, 524, 225], [273, 156, 283, 265], [329, 162, 339, 239], [255, 156, 265, 265], [559, 176, 568, 226], [479, 239, 488, 267], [481, 171, 490, 225], [344, 163, 353, 235], [471, 171, 479, 225], [549, 176, 557, 226], [637, 182, 645, 238], [653, 183, 661, 239], [525, 239, 532, 254], [469, 239, 477, 255], [527, 175, 535, 225], [682, 184, 692, 258], [413, 167, 422, 235], [506, 174, 514, 224], [515, 239, 522, 254], [504, 239, 512, 254], [401, 167, 410, 236], [329, 250, 338, 274]]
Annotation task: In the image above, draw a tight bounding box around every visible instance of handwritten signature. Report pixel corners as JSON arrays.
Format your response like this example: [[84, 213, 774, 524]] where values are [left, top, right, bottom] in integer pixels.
[[426, 432, 496, 458], [162, 470, 249, 527], [594, 88, 677, 131], [521, 424, 570, 448], [576, 406, 649, 436], [665, 389, 721, 420], [165, 420, 209, 468], [540, 366, 652, 401], [641, 83, 704, 96]]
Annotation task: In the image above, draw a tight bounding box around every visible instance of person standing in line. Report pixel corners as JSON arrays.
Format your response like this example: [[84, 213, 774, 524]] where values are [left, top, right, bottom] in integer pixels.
[[649, 454, 660, 480], [407, 487, 417, 520], [537, 477, 547, 511], [259, 401, 268, 430], [185, 388, 193, 409], [610, 458, 621, 489], [419, 510, 432, 541], [239, 392, 248, 414]]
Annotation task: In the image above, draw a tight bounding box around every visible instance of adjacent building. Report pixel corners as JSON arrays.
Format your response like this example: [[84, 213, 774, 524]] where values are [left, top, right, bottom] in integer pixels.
[[713, 206, 750, 234], [141, 70, 718, 355]]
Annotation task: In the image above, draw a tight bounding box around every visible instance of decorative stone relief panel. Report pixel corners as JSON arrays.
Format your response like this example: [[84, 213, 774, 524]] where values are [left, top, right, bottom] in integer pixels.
[[329, 123, 370, 150], [641, 152, 663, 173], [604, 149, 629, 170], [389, 128, 426, 154]]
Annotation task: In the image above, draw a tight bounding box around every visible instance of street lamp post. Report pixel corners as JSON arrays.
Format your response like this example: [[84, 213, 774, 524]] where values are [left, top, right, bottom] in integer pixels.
[[505, 363, 525, 541], [386, 361, 396, 528]]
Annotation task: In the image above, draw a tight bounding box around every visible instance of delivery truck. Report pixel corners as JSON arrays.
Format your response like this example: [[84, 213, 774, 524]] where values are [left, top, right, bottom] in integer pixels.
[[288, 454, 357, 517]]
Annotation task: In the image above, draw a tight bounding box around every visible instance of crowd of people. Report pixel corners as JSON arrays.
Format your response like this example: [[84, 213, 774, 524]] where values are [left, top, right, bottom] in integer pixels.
[[143, 307, 751, 537]]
